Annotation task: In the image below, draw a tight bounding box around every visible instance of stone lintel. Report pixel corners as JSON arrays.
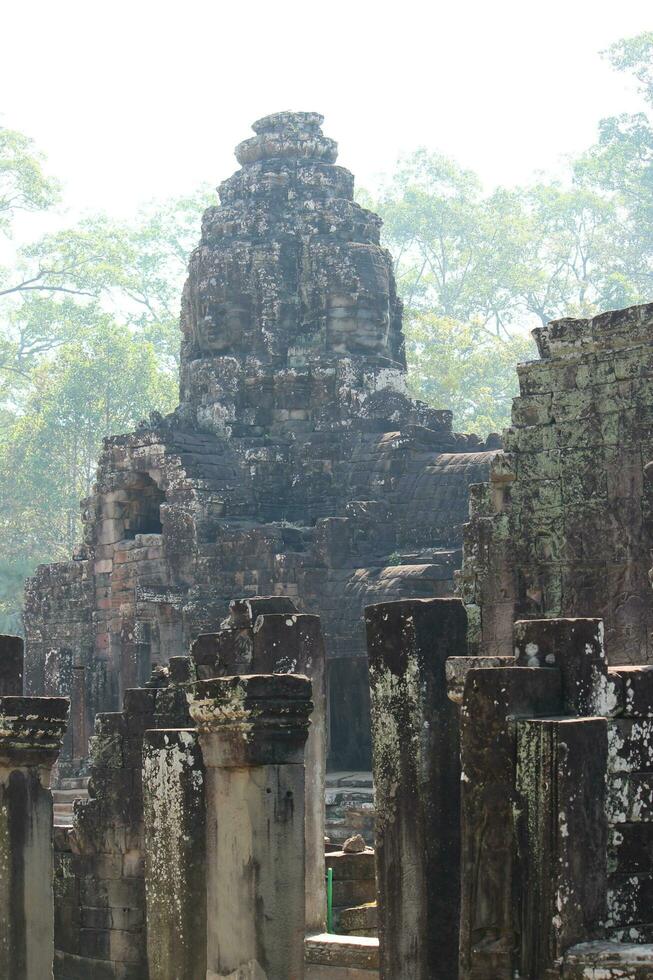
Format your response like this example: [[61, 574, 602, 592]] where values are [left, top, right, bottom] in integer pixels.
[[0, 695, 69, 768], [188, 673, 312, 766]]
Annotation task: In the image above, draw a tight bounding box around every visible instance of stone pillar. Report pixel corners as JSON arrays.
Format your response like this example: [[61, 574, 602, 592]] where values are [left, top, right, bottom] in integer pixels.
[[365, 597, 467, 980], [189, 673, 312, 980], [192, 596, 327, 933], [516, 716, 608, 979], [59, 672, 195, 979], [513, 617, 619, 716], [143, 728, 206, 980], [0, 693, 69, 979], [459, 667, 562, 980]]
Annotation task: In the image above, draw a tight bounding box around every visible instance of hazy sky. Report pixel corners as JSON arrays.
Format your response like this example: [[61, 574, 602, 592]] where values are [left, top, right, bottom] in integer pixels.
[[1, 0, 651, 220]]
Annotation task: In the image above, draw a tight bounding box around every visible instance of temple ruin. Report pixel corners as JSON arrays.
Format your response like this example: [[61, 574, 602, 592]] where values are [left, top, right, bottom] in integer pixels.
[[6, 112, 653, 980], [23, 111, 496, 775]]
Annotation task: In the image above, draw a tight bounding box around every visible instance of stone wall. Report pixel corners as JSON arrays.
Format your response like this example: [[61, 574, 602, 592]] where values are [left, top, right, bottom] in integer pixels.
[[24, 111, 496, 772], [459, 303, 653, 663]]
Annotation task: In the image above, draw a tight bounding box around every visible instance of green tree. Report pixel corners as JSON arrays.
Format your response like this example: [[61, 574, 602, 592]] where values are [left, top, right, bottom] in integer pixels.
[[364, 153, 523, 336], [0, 315, 176, 631], [573, 33, 653, 299], [0, 125, 59, 236], [406, 314, 536, 434], [0, 124, 206, 630]]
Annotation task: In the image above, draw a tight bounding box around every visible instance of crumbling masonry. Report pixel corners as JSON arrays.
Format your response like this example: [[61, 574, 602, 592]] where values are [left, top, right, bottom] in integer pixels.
[[459, 304, 653, 661], [23, 111, 496, 773]]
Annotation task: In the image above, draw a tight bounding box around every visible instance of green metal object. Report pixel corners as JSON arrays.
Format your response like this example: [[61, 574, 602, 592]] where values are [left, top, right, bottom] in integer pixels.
[[326, 866, 334, 933]]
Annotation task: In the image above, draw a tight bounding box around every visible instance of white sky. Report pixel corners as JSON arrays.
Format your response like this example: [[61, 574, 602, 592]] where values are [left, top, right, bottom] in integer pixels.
[[1, 0, 651, 221]]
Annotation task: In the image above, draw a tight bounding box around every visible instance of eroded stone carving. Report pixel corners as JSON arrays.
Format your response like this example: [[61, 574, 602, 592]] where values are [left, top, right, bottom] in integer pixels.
[[24, 111, 496, 773]]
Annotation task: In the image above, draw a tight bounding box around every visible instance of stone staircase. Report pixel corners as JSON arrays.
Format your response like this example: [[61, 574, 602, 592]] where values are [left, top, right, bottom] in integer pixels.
[[52, 776, 88, 827]]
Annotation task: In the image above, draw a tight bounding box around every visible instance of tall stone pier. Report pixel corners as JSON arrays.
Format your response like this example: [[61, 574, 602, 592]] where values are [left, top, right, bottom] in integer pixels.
[[143, 726, 206, 980], [366, 598, 467, 980], [24, 110, 496, 774], [189, 673, 312, 980], [192, 595, 327, 933], [0, 685, 69, 979]]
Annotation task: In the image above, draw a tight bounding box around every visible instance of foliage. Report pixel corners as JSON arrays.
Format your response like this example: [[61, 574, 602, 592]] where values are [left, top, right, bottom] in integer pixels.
[[0, 126, 59, 234], [365, 31, 653, 435], [406, 315, 536, 434], [573, 33, 653, 300], [0, 125, 207, 631]]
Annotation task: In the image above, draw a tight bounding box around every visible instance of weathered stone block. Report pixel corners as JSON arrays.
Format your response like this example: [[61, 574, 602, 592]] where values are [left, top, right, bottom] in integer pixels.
[[514, 617, 621, 717]]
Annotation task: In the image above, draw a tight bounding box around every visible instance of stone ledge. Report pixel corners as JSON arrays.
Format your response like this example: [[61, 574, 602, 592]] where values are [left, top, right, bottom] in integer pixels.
[[54, 949, 143, 980], [305, 933, 379, 970], [564, 940, 653, 978], [306, 967, 378, 979]]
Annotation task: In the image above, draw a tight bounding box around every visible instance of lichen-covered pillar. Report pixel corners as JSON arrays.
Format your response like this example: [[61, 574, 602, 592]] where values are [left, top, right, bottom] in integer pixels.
[[192, 596, 327, 933], [459, 667, 562, 980], [0, 693, 69, 979], [516, 716, 608, 979], [189, 673, 312, 980], [365, 597, 467, 980], [143, 728, 206, 980]]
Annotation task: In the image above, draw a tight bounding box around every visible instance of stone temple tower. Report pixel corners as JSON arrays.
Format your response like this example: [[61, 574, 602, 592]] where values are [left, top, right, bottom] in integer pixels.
[[24, 112, 497, 771]]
